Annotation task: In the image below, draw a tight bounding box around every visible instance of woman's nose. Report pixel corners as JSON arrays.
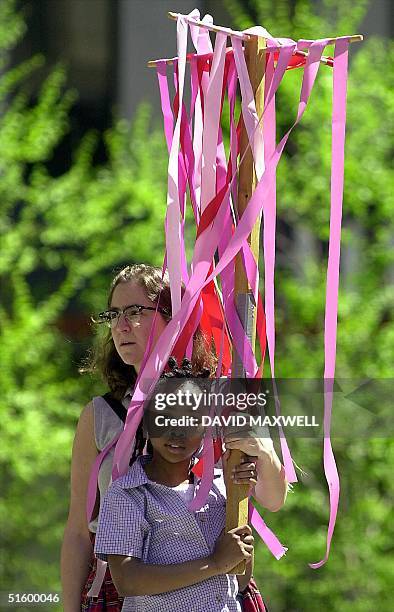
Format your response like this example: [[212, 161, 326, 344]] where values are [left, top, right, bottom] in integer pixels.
[[116, 312, 132, 331]]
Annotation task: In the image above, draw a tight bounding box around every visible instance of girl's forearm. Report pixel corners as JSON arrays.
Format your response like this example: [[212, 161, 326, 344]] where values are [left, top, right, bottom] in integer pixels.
[[110, 554, 220, 596], [254, 450, 287, 511]]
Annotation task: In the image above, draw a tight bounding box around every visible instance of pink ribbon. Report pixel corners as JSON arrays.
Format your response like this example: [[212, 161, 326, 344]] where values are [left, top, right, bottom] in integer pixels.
[[108, 21, 351, 569], [165, 15, 188, 315], [249, 501, 288, 560], [309, 37, 350, 569]]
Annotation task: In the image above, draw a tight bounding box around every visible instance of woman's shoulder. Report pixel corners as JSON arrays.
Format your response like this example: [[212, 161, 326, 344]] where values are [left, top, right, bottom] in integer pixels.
[[90, 395, 125, 451], [75, 401, 94, 435]]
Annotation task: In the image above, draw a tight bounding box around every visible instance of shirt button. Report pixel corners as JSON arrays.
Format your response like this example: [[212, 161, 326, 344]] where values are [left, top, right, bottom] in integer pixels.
[[216, 595, 222, 602]]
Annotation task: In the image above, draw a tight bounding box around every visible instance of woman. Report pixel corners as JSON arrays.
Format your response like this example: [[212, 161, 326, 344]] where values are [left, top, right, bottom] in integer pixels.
[[61, 264, 215, 612]]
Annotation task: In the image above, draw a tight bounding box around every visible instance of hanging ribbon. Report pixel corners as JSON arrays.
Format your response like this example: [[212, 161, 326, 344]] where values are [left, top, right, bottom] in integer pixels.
[[107, 15, 352, 570], [309, 36, 350, 569]]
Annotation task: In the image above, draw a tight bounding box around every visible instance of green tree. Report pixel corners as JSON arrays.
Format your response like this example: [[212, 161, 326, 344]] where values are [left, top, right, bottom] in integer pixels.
[[0, 0, 167, 606], [1, 0, 393, 610], [225, 1, 394, 610]]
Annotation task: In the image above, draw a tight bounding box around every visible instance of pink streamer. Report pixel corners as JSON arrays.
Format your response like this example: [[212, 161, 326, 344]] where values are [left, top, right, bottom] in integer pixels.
[[165, 15, 188, 315], [108, 21, 351, 570], [309, 37, 350, 569]]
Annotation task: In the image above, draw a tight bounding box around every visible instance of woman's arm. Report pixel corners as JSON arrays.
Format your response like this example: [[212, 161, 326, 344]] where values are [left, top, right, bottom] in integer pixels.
[[60, 402, 98, 612], [225, 437, 288, 512], [108, 525, 254, 597], [254, 445, 288, 511]]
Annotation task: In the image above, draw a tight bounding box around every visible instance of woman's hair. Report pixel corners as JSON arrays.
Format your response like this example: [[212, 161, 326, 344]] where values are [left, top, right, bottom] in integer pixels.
[[81, 264, 217, 399]]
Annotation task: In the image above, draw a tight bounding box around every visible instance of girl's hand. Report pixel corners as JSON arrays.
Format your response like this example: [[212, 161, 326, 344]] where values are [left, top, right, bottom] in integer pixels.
[[212, 525, 254, 574]]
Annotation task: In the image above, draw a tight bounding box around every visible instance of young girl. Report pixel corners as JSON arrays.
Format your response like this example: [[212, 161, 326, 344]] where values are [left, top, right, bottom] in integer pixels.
[[94, 371, 287, 611]]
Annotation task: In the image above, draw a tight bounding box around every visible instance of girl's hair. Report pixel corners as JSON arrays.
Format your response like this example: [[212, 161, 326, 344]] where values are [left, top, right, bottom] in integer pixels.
[[81, 264, 217, 399]]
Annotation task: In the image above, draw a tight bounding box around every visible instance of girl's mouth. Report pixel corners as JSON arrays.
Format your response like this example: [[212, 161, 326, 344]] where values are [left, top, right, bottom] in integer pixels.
[[165, 443, 186, 454]]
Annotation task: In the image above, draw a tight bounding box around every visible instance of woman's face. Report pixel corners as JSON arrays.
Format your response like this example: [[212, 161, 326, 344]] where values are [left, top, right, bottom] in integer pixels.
[[110, 280, 168, 372]]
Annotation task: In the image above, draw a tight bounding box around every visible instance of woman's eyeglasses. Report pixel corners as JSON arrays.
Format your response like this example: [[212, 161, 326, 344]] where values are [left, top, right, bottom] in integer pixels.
[[91, 304, 168, 328]]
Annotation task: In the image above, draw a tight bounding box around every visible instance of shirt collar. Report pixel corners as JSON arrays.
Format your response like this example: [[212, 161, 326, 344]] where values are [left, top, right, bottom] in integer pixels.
[[119, 455, 222, 490], [119, 455, 151, 489]]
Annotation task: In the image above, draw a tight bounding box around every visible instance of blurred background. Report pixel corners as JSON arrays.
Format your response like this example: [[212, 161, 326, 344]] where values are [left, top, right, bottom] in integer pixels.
[[0, 0, 393, 610]]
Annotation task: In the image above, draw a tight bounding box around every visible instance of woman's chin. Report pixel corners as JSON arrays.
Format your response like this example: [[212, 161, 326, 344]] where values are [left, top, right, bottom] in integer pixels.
[[119, 351, 140, 368]]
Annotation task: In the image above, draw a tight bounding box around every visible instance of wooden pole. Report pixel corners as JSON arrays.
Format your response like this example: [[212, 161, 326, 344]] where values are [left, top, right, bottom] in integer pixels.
[[224, 34, 266, 575]]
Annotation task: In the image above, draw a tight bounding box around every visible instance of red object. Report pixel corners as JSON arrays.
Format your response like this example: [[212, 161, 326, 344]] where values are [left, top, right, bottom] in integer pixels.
[[255, 291, 267, 377], [191, 438, 224, 478], [184, 47, 334, 71], [239, 577, 268, 611], [81, 534, 123, 611], [273, 50, 334, 69], [200, 280, 232, 374]]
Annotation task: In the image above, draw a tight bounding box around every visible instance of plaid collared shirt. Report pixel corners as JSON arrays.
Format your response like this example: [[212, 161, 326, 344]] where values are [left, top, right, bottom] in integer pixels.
[[95, 455, 242, 612]]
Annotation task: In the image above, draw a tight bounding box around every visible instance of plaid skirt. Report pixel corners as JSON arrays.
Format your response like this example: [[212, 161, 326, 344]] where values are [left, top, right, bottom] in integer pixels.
[[239, 578, 267, 612], [81, 534, 124, 611]]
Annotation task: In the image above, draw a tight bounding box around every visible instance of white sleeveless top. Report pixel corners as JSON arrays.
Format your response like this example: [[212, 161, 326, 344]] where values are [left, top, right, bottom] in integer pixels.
[[88, 394, 128, 533]]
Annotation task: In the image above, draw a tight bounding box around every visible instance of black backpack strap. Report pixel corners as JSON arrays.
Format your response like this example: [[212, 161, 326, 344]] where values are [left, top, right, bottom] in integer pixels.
[[102, 392, 127, 423]]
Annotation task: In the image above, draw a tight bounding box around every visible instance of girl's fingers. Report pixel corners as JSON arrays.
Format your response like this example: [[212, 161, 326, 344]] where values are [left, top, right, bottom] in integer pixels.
[[231, 525, 252, 536], [242, 543, 254, 554], [242, 550, 253, 559], [242, 535, 254, 544]]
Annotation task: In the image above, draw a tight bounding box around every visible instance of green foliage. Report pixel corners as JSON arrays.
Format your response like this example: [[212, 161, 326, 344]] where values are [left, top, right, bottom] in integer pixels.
[[225, 0, 394, 609], [0, 0, 392, 609], [0, 1, 167, 604]]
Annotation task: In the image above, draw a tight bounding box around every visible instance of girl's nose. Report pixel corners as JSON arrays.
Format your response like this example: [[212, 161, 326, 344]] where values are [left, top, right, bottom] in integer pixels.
[[168, 428, 186, 441]]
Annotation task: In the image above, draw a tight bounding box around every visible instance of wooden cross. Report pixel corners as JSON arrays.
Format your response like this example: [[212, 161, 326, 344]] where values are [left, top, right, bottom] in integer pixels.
[[223, 32, 266, 575], [147, 11, 362, 577]]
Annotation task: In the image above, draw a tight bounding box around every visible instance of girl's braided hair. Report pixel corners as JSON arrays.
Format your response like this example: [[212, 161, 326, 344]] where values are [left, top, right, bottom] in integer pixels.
[[163, 356, 211, 379]]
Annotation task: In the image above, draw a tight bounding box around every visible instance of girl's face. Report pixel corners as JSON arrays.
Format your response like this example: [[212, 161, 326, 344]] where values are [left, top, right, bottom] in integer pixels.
[[149, 426, 204, 464], [148, 382, 205, 464], [110, 280, 168, 372]]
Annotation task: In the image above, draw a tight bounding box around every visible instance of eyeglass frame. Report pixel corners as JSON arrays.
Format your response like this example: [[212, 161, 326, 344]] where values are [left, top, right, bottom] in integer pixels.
[[91, 304, 169, 328]]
